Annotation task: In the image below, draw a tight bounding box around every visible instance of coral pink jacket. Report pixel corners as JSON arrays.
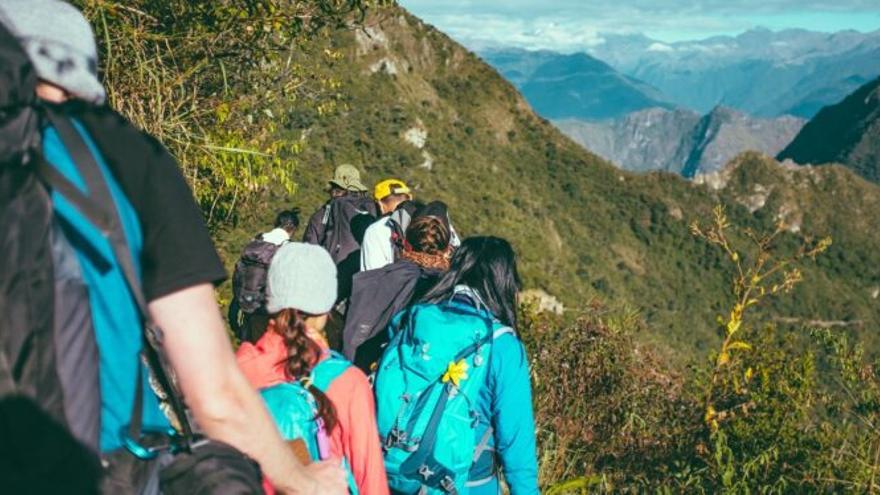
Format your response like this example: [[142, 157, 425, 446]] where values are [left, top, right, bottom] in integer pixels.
[[236, 331, 389, 495]]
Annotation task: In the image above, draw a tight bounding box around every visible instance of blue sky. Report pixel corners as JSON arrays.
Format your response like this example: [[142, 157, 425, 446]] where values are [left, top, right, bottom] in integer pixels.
[[399, 0, 880, 50]]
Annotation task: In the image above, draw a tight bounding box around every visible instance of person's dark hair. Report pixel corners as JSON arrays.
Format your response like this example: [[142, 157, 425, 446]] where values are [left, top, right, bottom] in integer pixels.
[[274, 208, 301, 232], [406, 216, 450, 255], [329, 184, 348, 199], [273, 309, 338, 432], [396, 199, 424, 216], [422, 236, 521, 327]]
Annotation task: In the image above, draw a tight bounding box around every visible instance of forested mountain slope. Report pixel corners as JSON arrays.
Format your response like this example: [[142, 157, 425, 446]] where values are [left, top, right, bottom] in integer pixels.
[[779, 76, 880, 183], [83, 2, 880, 355], [273, 9, 880, 353]]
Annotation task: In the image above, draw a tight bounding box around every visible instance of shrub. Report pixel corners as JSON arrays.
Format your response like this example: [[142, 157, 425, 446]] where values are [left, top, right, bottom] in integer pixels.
[[75, 0, 383, 227]]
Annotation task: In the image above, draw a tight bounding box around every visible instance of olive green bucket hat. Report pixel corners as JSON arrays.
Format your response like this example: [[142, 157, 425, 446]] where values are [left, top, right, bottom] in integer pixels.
[[328, 164, 368, 193]]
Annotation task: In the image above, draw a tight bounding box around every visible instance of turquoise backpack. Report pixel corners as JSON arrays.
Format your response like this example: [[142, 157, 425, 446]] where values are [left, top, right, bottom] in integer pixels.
[[260, 351, 359, 494], [374, 296, 513, 494]]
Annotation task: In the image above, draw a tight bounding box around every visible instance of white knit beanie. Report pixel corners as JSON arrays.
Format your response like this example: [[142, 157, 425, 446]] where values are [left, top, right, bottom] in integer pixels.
[[0, 0, 106, 104], [266, 243, 337, 315]]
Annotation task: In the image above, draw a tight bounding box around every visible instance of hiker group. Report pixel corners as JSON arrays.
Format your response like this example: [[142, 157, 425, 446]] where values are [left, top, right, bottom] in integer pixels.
[[0, 1, 538, 494]]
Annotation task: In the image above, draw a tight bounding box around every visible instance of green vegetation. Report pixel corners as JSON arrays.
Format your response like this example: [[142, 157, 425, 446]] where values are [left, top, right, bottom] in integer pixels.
[[80, 1, 880, 356], [76, 0, 386, 226], [531, 211, 880, 492], [80, 1, 880, 491]]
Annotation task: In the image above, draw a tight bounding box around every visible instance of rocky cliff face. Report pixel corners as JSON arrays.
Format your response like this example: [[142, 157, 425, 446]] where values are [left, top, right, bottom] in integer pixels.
[[555, 108, 700, 173], [778, 77, 880, 183], [556, 107, 804, 176]]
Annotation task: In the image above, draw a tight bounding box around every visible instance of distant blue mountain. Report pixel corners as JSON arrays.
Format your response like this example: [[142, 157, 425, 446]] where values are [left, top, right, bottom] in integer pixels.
[[588, 28, 880, 118], [483, 29, 880, 120], [481, 49, 673, 120]]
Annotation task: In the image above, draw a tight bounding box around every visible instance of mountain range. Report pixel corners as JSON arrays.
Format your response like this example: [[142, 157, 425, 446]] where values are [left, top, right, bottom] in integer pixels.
[[779, 76, 880, 183], [481, 29, 880, 121], [219, 7, 880, 354], [557, 107, 805, 176], [589, 28, 880, 118]]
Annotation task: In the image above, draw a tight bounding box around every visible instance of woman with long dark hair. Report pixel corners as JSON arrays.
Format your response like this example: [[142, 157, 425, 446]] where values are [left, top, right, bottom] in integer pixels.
[[236, 243, 388, 494], [374, 236, 538, 494]]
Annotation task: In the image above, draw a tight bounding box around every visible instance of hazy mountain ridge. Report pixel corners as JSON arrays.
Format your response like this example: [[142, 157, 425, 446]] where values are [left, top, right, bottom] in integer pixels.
[[481, 48, 673, 120], [556, 107, 805, 176], [589, 28, 880, 118], [779, 76, 880, 183]]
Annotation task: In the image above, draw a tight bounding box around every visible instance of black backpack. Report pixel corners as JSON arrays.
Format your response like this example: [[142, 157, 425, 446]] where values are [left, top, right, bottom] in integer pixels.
[[321, 194, 377, 265], [232, 237, 282, 314], [0, 23, 104, 491]]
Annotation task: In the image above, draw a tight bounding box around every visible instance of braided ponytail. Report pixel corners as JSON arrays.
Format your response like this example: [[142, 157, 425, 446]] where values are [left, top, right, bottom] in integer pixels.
[[274, 308, 339, 432]]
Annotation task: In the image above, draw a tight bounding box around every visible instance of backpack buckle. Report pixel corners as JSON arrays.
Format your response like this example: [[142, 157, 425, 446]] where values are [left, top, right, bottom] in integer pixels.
[[418, 464, 436, 480], [440, 475, 458, 494], [473, 353, 484, 367], [469, 411, 481, 428], [405, 437, 420, 452], [385, 427, 407, 449]]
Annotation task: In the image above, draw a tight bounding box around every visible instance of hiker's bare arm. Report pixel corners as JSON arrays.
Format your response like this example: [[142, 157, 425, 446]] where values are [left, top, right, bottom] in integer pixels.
[[149, 283, 347, 495]]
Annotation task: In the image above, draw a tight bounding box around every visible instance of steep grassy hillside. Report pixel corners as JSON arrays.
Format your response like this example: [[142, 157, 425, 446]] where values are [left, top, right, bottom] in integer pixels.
[[81, 4, 880, 488], [224, 8, 880, 354]]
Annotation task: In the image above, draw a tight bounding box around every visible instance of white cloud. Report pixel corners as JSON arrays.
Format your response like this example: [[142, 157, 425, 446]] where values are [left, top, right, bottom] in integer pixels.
[[399, 0, 880, 49], [422, 13, 606, 52], [647, 42, 675, 52]]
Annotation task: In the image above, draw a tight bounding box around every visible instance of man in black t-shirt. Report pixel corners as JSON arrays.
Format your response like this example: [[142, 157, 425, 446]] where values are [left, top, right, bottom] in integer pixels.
[[0, 0, 346, 487], [65, 103, 347, 494]]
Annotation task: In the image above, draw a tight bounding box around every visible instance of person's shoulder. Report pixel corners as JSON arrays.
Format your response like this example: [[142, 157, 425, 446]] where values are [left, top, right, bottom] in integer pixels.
[[364, 218, 390, 236], [491, 328, 527, 364], [327, 362, 371, 396], [68, 103, 168, 156]]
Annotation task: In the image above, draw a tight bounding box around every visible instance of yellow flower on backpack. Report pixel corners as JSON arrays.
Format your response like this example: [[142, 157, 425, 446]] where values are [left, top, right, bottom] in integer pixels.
[[442, 359, 469, 387]]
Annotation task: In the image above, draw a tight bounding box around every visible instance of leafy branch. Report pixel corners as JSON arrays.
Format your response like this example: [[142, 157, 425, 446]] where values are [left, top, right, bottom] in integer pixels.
[[690, 205, 831, 431]]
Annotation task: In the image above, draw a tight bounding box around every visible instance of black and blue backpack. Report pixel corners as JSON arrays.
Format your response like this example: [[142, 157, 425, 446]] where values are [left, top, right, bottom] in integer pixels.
[[0, 21, 107, 491], [0, 22, 247, 493]]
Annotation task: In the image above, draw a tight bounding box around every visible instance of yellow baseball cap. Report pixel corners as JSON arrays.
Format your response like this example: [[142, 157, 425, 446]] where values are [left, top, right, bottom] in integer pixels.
[[374, 179, 412, 201]]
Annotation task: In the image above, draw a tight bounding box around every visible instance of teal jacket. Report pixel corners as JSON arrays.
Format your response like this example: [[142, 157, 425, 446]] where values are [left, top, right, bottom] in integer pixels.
[[390, 286, 539, 494], [457, 291, 539, 495]]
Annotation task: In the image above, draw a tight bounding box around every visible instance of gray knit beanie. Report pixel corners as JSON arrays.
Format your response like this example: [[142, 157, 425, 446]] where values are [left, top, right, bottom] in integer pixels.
[[0, 0, 105, 104], [266, 243, 338, 315]]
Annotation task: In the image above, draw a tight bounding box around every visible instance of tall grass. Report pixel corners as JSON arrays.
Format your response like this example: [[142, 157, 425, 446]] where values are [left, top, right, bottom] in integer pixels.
[[75, 0, 382, 227]]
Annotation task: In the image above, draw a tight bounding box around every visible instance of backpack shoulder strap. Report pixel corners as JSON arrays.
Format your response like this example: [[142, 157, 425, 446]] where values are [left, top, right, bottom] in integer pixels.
[[492, 326, 514, 340], [311, 352, 352, 392], [37, 108, 195, 448]]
